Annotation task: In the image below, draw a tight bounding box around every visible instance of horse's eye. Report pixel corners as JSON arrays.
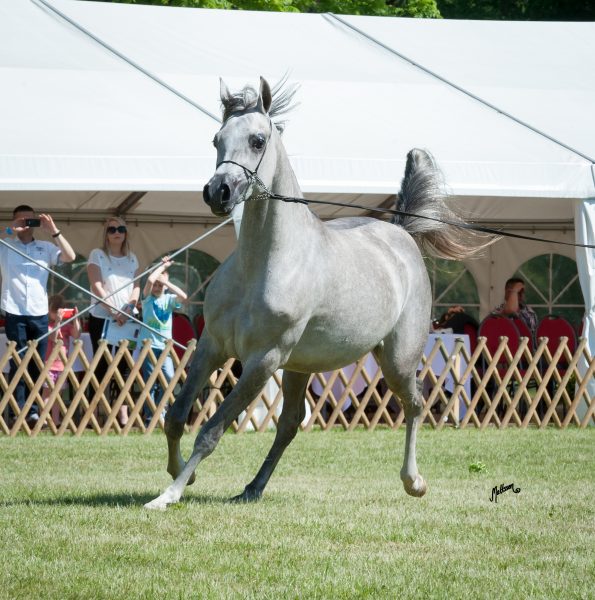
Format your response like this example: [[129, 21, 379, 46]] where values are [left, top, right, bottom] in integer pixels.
[[250, 134, 266, 151]]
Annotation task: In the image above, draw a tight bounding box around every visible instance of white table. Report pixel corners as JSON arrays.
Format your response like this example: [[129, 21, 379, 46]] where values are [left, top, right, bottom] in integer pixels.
[[422, 333, 471, 421], [310, 354, 380, 410]]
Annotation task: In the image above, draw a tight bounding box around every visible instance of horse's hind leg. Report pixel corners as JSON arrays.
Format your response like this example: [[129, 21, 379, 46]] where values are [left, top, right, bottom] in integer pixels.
[[231, 370, 309, 503], [376, 340, 427, 498], [145, 350, 282, 510], [164, 333, 224, 483]]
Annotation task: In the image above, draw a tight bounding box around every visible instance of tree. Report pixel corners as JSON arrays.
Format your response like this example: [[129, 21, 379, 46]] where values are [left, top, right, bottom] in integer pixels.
[[435, 0, 595, 21], [388, 0, 442, 18], [101, 0, 595, 19], [102, 0, 443, 18]]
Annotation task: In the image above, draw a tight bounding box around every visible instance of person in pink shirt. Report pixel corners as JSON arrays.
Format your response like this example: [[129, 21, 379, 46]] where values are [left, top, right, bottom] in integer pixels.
[[43, 294, 81, 425]]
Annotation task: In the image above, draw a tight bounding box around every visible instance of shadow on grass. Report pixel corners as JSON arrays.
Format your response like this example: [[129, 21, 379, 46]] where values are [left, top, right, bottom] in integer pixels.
[[0, 492, 232, 508]]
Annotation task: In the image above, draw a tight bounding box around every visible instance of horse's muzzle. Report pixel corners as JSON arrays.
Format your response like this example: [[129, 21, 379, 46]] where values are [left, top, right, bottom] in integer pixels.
[[203, 181, 234, 216]]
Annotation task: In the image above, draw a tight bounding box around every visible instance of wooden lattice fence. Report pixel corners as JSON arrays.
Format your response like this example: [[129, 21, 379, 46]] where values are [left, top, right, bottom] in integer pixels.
[[1, 335, 593, 436]]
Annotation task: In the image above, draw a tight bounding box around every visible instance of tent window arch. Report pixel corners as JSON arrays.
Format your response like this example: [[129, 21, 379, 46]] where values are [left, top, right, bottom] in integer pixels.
[[425, 258, 480, 322], [513, 254, 584, 329], [143, 249, 220, 322]]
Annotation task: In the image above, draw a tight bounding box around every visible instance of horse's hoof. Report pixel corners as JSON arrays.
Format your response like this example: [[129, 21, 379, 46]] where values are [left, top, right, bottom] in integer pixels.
[[144, 497, 170, 511], [403, 474, 427, 498], [229, 488, 262, 503], [144, 486, 181, 510]]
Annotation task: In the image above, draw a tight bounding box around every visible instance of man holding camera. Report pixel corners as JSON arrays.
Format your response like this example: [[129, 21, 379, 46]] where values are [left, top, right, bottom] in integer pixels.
[[0, 204, 76, 426]]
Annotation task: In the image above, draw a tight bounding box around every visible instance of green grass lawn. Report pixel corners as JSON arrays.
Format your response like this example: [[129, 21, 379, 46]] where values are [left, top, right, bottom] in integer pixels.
[[0, 428, 593, 599]]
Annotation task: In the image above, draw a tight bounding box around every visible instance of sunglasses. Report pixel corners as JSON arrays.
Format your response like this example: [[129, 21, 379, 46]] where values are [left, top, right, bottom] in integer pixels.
[[106, 225, 127, 234]]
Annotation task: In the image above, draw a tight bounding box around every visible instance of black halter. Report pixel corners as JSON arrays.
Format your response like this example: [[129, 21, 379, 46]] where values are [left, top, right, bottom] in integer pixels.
[[215, 117, 274, 204]]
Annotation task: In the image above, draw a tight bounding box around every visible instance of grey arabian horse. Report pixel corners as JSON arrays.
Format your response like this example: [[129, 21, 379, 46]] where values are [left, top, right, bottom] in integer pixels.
[[145, 77, 488, 510]]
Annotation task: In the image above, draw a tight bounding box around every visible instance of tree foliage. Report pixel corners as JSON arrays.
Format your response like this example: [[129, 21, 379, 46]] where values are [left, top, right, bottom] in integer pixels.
[[435, 0, 595, 21], [102, 0, 594, 20], [102, 0, 442, 18]]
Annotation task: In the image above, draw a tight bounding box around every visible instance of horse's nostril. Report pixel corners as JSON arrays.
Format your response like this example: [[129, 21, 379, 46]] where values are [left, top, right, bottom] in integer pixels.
[[203, 183, 211, 205], [221, 183, 231, 203]]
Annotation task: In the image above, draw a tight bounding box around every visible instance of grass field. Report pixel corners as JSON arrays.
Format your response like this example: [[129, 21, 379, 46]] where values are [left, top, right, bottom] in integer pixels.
[[0, 428, 593, 599]]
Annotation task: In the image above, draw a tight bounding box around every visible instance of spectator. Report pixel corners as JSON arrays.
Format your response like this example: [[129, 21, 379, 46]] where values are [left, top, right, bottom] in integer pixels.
[[0, 205, 76, 426], [86, 217, 140, 426], [141, 256, 187, 426], [492, 277, 538, 337], [432, 305, 478, 334], [43, 294, 81, 425]]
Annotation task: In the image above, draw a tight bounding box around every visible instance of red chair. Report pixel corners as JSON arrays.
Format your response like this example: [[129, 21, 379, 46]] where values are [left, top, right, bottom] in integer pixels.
[[509, 317, 535, 374], [478, 315, 522, 375], [510, 317, 534, 351], [476, 316, 520, 413], [477, 315, 526, 419], [536, 315, 577, 366], [463, 322, 478, 354], [172, 313, 196, 360], [536, 315, 577, 420]]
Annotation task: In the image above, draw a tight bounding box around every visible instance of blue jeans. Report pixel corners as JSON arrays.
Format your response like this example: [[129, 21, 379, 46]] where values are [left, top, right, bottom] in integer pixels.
[[5, 312, 49, 419], [142, 348, 174, 422]]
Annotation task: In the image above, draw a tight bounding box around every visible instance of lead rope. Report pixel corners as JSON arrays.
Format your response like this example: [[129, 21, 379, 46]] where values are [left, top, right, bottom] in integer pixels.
[[241, 171, 595, 250]]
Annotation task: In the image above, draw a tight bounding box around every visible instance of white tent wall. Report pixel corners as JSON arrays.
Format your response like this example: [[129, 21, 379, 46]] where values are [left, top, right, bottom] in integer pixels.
[[0, 217, 236, 272], [0, 0, 220, 192], [54, 221, 236, 269], [464, 229, 579, 319], [3, 0, 594, 204], [35, 0, 594, 201], [0, 190, 238, 267], [574, 197, 595, 412], [341, 15, 595, 161], [453, 194, 579, 317], [0, 0, 594, 355]]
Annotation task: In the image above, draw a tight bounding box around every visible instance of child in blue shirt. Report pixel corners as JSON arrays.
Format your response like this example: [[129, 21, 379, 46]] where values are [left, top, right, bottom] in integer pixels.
[[141, 257, 187, 425]]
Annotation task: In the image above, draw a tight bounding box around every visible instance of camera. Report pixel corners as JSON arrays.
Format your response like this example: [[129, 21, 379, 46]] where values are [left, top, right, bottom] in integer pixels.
[[25, 218, 41, 227], [60, 308, 76, 320]]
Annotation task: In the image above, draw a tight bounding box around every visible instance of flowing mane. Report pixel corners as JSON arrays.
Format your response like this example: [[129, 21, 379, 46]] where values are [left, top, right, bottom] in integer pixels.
[[220, 77, 299, 133]]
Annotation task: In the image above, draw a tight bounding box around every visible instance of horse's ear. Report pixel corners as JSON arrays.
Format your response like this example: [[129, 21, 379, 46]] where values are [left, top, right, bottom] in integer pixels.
[[219, 78, 231, 105], [257, 76, 272, 114]]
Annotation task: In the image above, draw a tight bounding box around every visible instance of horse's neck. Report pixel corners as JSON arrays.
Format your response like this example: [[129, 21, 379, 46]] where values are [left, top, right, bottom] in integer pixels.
[[237, 142, 310, 274]]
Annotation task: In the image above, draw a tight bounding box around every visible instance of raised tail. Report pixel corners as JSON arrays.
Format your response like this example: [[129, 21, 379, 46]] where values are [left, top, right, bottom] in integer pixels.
[[392, 149, 495, 260]]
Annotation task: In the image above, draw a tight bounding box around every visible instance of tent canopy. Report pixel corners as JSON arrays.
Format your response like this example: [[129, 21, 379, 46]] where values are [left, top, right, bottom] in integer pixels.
[[1, 0, 594, 227]]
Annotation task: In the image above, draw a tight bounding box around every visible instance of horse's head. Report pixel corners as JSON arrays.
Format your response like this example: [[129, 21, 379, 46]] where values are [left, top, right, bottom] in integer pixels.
[[203, 77, 276, 217]]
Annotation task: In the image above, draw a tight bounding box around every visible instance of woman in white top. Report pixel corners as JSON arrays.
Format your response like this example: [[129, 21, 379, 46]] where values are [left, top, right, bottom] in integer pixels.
[[86, 217, 140, 425]]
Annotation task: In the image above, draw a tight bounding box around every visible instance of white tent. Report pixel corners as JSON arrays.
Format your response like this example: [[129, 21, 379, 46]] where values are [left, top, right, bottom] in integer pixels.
[[1, 0, 594, 359]]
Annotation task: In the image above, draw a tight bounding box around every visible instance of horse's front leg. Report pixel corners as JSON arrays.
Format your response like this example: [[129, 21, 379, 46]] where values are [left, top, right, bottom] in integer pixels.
[[145, 350, 282, 510], [164, 334, 224, 483], [231, 369, 309, 503]]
